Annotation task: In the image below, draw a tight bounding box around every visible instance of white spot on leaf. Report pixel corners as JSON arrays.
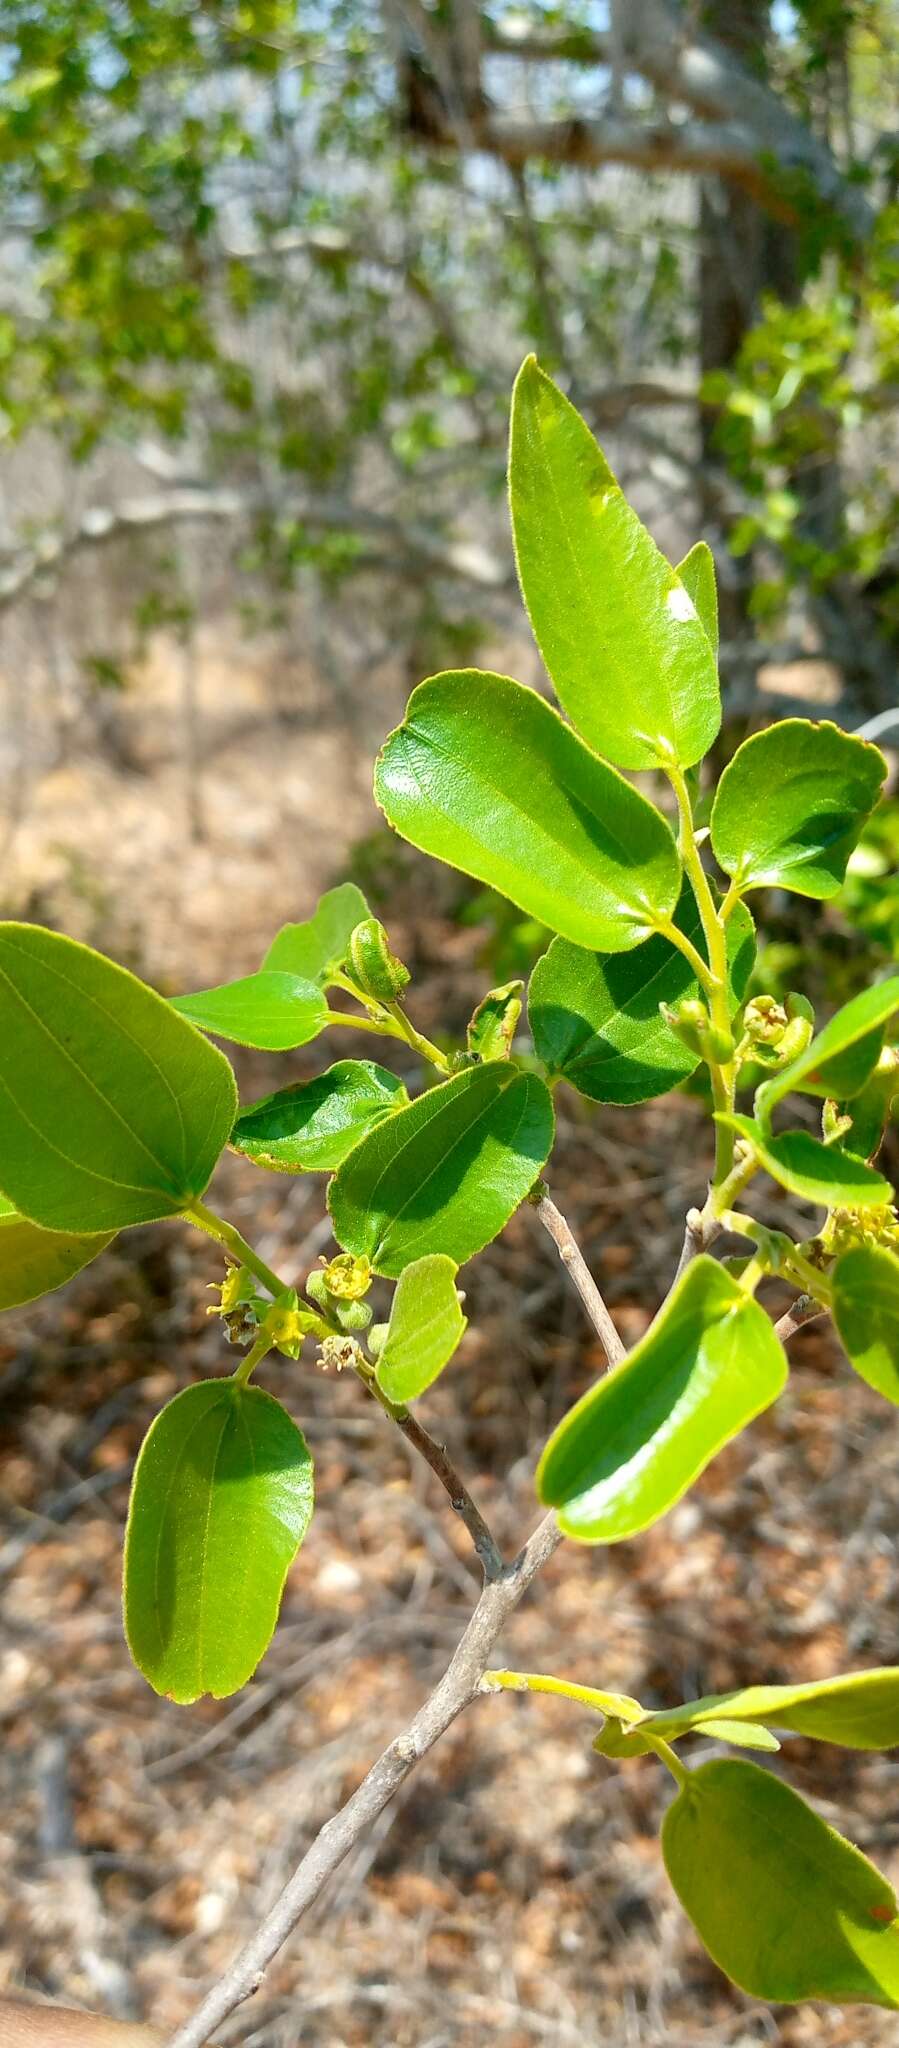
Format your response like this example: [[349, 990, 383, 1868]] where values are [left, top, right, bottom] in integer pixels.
[[667, 585, 697, 624]]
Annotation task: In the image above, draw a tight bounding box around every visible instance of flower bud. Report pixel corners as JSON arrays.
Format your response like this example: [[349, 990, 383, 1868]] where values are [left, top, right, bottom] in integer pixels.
[[742, 995, 788, 1046]]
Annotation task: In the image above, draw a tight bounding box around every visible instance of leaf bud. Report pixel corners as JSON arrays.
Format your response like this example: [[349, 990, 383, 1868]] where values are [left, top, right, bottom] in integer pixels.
[[347, 918, 410, 1003]]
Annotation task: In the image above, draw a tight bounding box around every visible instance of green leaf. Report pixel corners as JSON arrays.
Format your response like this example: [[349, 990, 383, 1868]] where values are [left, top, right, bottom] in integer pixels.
[[123, 1379, 314, 1703], [0, 922, 237, 1233], [509, 357, 720, 771], [646, 1666, 899, 1748], [329, 1061, 554, 1276], [375, 669, 682, 952], [833, 1246, 899, 1406], [0, 1206, 114, 1311], [467, 980, 523, 1061], [676, 541, 718, 656], [232, 1061, 409, 1173], [721, 1112, 892, 1207], [171, 971, 330, 1050], [834, 1055, 899, 1162], [536, 1257, 786, 1542], [662, 1759, 899, 2008], [694, 1719, 781, 1752], [710, 720, 886, 900], [757, 978, 899, 1125], [263, 882, 369, 983], [528, 886, 754, 1105], [375, 1254, 467, 1402]]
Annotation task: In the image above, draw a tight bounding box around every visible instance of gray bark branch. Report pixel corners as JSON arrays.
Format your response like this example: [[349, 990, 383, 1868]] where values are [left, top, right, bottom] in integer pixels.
[[165, 1508, 562, 2048]]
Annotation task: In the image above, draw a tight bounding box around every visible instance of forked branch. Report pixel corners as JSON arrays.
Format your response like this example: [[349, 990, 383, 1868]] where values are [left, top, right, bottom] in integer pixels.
[[165, 1509, 562, 2048]]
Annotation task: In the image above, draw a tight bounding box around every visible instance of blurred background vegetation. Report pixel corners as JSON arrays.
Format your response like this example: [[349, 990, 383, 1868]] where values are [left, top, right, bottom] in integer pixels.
[[4, 10, 899, 2040]]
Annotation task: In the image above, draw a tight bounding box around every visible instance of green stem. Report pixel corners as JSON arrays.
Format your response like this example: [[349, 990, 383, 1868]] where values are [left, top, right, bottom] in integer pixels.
[[666, 760, 736, 1185], [708, 1148, 760, 1221], [718, 1209, 833, 1307], [653, 915, 716, 996], [482, 1668, 644, 1723], [232, 1331, 275, 1386], [325, 981, 450, 1074], [183, 1198, 287, 1300], [718, 878, 743, 924], [324, 1006, 408, 1045], [645, 1735, 690, 1790], [384, 1000, 450, 1073]]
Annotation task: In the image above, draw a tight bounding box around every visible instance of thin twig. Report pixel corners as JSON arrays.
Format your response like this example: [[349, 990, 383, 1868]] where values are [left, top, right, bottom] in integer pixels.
[[533, 1192, 626, 1364], [390, 1405, 504, 1581], [774, 1294, 828, 1344], [164, 1510, 563, 2048], [673, 1203, 723, 1284]]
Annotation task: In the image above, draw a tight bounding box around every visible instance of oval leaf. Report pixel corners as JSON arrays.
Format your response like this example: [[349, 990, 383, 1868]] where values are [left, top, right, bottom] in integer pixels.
[[0, 922, 237, 1233], [676, 541, 718, 655], [720, 1112, 892, 1207], [263, 882, 369, 983], [833, 1245, 899, 1405], [233, 1060, 408, 1173], [171, 971, 330, 1051], [537, 1257, 786, 1542], [647, 1665, 899, 1749], [757, 977, 899, 1125], [0, 1206, 114, 1311], [124, 1380, 314, 1703], [375, 670, 681, 953], [663, 1759, 899, 2008], [529, 886, 754, 1105], [710, 720, 886, 900], [467, 981, 523, 1062], [509, 357, 721, 771], [376, 1254, 467, 1402], [328, 1061, 554, 1277]]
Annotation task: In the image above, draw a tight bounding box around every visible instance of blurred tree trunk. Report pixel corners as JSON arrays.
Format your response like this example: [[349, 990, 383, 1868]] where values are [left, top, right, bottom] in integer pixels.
[[697, 0, 800, 643]]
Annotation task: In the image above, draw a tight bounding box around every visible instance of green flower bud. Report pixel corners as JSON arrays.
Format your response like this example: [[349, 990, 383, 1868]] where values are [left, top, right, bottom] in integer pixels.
[[742, 995, 788, 1047]]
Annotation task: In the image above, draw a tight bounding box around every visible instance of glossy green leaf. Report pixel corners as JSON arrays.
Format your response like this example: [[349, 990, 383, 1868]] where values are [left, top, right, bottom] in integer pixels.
[[467, 981, 523, 1062], [757, 977, 899, 1125], [171, 971, 329, 1051], [646, 1665, 899, 1748], [0, 1205, 114, 1311], [329, 1060, 554, 1277], [676, 541, 718, 655], [232, 1061, 408, 1173], [528, 886, 754, 1105], [536, 1257, 786, 1542], [595, 1715, 780, 1759], [834, 1054, 899, 1162], [721, 1112, 892, 1206], [834, 1247, 899, 1406], [0, 922, 237, 1233], [263, 882, 369, 983], [124, 1379, 314, 1703], [710, 720, 886, 900], [375, 1254, 467, 1402], [375, 669, 681, 952], [509, 358, 721, 771], [663, 1759, 899, 2008]]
